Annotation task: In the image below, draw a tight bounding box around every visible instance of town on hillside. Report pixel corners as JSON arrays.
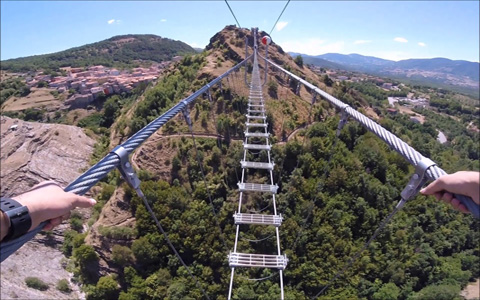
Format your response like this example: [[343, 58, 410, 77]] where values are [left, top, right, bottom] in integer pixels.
[[22, 56, 183, 108]]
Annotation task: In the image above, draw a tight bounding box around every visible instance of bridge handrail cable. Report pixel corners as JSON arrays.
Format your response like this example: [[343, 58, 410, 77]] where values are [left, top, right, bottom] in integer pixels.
[[263, 56, 479, 218]]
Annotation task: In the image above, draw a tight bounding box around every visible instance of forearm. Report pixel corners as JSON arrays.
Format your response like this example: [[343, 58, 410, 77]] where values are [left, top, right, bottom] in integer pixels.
[[0, 211, 10, 241]]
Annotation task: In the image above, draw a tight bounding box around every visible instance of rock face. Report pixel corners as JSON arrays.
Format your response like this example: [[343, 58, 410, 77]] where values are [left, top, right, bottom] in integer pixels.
[[0, 116, 95, 196], [0, 116, 95, 299], [86, 187, 136, 273]]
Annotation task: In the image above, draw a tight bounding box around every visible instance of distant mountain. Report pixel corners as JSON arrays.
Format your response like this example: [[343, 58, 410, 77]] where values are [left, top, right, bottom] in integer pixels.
[[317, 53, 394, 69], [289, 52, 344, 70], [290, 52, 479, 96], [1, 34, 196, 72]]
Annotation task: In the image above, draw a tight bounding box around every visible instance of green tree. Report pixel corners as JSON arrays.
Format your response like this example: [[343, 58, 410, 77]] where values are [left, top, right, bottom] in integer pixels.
[[112, 244, 134, 266], [88, 275, 120, 300], [294, 55, 304, 67]]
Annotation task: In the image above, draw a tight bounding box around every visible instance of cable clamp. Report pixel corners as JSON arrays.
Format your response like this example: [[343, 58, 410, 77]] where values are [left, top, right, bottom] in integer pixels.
[[182, 106, 192, 129], [311, 92, 317, 106], [110, 145, 140, 190], [336, 106, 350, 137], [398, 157, 436, 208]]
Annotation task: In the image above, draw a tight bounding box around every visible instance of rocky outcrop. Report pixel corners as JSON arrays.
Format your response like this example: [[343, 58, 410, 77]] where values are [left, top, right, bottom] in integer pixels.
[[0, 116, 95, 300], [0, 116, 95, 196], [86, 187, 136, 275]]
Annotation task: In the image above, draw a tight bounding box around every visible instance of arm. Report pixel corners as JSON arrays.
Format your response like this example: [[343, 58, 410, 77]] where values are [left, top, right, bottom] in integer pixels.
[[1, 181, 96, 243], [0, 212, 9, 241]]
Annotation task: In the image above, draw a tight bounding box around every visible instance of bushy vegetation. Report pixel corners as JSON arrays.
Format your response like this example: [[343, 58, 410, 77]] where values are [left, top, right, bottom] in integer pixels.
[[107, 115, 478, 299], [25, 277, 49, 291], [56, 279, 72, 293], [0, 77, 30, 105]]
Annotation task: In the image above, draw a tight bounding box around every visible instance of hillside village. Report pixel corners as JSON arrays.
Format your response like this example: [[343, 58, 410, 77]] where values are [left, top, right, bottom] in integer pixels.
[[22, 56, 182, 108]]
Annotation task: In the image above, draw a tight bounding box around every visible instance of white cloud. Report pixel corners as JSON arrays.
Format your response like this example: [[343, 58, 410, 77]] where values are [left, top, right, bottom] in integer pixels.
[[280, 38, 345, 56], [418, 42, 426, 47], [369, 50, 410, 61], [107, 19, 121, 25], [354, 40, 372, 45], [394, 37, 408, 43], [275, 21, 288, 31], [160, 19, 167, 22]]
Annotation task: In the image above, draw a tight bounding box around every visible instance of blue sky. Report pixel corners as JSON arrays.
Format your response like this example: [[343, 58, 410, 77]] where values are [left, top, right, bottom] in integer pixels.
[[1, 1, 479, 62]]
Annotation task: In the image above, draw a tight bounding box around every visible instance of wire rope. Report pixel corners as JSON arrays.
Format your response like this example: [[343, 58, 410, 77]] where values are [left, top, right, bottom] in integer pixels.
[[269, 0, 291, 36], [241, 233, 275, 243], [224, 0, 242, 28], [239, 272, 278, 281]]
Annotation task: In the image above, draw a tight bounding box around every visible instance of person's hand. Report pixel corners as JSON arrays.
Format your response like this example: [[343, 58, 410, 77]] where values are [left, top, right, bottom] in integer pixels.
[[420, 171, 480, 214], [11, 181, 96, 231]]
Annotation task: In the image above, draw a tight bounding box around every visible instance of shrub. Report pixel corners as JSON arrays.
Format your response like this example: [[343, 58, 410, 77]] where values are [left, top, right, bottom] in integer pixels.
[[294, 55, 303, 67], [70, 217, 83, 232], [112, 245, 134, 266], [98, 225, 136, 240], [25, 277, 49, 291], [56, 279, 71, 293], [268, 80, 278, 99], [87, 275, 119, 300]]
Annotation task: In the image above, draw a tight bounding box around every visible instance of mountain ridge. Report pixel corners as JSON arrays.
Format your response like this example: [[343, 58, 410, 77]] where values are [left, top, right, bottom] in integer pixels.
[[289, 52, 479, 96], [1, 34, 196, 72]]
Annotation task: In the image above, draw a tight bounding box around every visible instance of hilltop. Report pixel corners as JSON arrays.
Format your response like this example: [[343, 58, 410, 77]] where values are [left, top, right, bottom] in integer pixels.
[[1, 34, 196, 72]]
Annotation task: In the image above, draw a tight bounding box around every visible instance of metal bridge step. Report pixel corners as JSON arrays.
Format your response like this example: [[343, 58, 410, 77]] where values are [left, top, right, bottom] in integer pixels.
[[228, 252, 288, 270], [246, 114, 266, 120], [244, 132, 270, 138], [238, 182, 278, 194], [234, 213, 283, 226], [241, 160, 274, 170], [248, 104, 265, 108], [243, 143, 271, 151], [247, 109, 266, 114], [248, 100, 264, 105], [246, 122, 267, 128]]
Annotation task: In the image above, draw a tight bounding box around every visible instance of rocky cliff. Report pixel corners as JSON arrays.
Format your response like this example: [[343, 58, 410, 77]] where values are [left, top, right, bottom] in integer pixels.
[[1, 116, 95, 196], [0, 116, 95, 299]]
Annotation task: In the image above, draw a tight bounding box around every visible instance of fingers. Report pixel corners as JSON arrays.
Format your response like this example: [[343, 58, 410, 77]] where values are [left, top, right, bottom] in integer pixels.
[[420, 177, 447, 195], [44, 217, 63, 231], [43, 212, 71, 231], [441, 192, 453, 204], [434, 192, 470, 214], [451, 198, 470, 214], [70, 194, 97, 209]]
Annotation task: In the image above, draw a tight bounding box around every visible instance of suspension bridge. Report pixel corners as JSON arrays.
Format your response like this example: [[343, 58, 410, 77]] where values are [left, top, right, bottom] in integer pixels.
[[2, 26, 478, 300]]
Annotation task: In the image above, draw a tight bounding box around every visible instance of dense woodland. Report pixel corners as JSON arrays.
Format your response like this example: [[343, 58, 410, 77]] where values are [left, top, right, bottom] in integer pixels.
[[3, 28, 479, 299]]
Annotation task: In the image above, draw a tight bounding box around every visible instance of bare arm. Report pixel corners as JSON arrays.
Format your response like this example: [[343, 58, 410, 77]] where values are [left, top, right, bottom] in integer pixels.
[[1, 181, 96, 242]]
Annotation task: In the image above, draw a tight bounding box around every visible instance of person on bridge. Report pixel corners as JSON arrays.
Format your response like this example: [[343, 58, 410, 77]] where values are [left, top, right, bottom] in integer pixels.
[[421, 171, 480, 214]]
